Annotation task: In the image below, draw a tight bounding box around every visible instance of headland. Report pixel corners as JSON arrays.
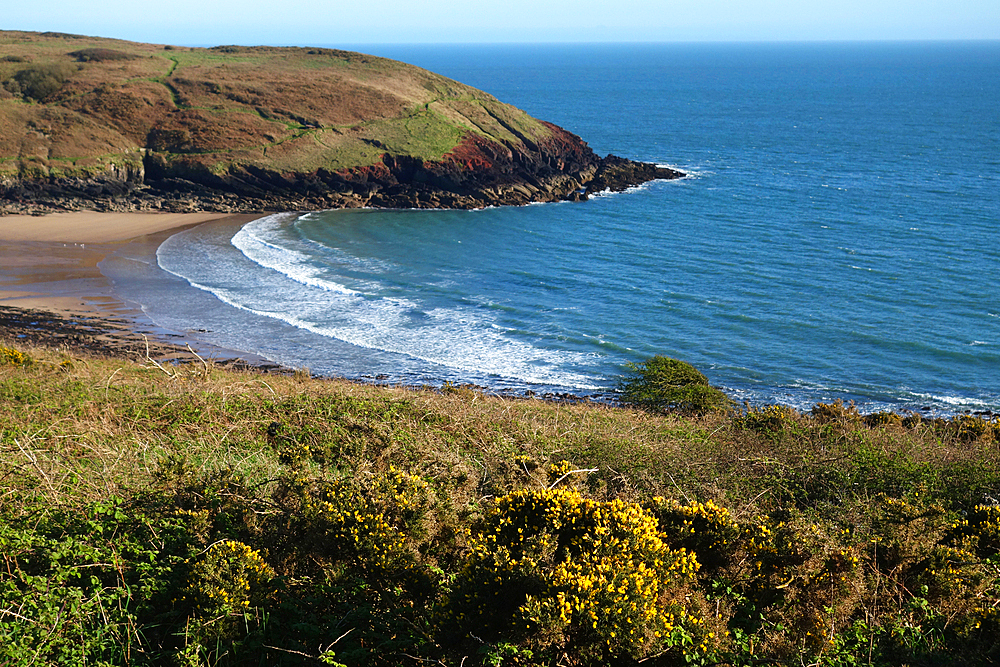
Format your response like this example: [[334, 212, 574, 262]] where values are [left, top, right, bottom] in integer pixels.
[[1, 31, 683, 215]]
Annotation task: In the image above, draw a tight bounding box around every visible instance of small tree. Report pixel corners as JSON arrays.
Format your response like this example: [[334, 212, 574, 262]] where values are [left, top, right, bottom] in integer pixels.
[[617, 355, 730, 414]]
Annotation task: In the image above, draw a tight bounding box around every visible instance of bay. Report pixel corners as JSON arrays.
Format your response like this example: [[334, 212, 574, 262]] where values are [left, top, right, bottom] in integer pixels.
[[105, 42, 1000, 414]]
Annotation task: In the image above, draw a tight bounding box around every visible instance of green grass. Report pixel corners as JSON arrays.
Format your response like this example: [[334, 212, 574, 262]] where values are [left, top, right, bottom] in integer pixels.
[[3, 342, 1000, 666], [0, 31, 564, 183]]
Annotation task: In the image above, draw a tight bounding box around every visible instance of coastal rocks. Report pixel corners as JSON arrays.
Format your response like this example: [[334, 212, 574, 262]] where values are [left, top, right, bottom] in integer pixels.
[[590, 155, 685, 192], [0, 159, 145, 202], [0, 126, 684, 215]]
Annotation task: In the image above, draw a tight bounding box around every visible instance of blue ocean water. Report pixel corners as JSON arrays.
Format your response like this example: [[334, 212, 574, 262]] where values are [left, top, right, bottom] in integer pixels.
[[109, 42, 1000, 413]]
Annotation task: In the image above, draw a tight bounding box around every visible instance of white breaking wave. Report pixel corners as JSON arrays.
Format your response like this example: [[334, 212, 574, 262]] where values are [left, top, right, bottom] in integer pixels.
[[157, 213, 601, 389], [909, 392, 993, 408], [588, 169, 693, 199], [231, 213, 358, 296]]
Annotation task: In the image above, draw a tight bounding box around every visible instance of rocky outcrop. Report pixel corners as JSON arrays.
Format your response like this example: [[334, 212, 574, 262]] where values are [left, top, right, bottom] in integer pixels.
[[0, 127, 684, 215], [0, 160, 145, 201]]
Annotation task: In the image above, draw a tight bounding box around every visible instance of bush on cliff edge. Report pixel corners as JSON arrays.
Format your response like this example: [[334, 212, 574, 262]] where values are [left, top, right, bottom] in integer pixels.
[[617, 355, 731, 414]]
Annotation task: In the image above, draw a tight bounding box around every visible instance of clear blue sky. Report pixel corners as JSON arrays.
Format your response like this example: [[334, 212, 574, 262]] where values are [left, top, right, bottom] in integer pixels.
[[5, 0, 999, 45]]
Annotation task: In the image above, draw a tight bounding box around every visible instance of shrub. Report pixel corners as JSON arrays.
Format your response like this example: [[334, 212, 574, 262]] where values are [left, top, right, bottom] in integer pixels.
[[146, 127, 192, 152], [947, 504, 1000, 560], [735, 404, 799, 434], [0, 497, 160, 665], [0, 345, 31, 366], [948, 415, 998, 443], [4, 63, 74, 101], [863, 411, 904, 428], [265, 471, 439, 658], [650, 497, 742, 571], [617, 355, 731, 414], [445, 488, 713, 663], [68, 48, 136, 62], [181, 539, 276, 645], [811, 399, 861, 424]]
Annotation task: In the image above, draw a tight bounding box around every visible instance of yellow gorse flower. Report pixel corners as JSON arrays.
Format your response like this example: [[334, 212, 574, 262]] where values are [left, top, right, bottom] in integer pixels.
[[449, 488, 705, 657]]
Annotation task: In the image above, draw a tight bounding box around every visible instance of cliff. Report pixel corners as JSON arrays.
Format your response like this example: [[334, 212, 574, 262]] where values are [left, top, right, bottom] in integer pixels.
[[0, 32, 683, 214]]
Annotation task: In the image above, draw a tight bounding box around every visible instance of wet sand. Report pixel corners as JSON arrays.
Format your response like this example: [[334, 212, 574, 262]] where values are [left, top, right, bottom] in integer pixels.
[[0, 211, 278, 368]]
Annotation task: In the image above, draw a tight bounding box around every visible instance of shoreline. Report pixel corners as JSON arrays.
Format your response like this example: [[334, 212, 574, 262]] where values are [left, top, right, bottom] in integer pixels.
[[0, 210, 601, 401], [0, 211, 261, 244], [1, 212, 994, 416], [0, 303, 285, 373], [0, 211, 283, 371]]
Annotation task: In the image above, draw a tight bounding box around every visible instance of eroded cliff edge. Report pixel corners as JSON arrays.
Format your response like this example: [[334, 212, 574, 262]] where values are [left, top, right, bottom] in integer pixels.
[[0, 32, 683, 214]]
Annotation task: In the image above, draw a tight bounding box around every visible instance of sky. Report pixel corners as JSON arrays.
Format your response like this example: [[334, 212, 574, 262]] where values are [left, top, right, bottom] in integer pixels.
[[4, 0, 999, 46]]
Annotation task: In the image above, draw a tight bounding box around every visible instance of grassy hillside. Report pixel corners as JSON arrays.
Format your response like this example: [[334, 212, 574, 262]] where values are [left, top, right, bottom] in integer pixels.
[[0, 31, 554, 182], [3, 341, 1000, 665]]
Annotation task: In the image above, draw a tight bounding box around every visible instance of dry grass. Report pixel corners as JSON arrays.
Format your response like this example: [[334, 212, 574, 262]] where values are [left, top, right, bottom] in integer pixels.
[[4, 340, 999, 515], [3, 339, 1000, 665]]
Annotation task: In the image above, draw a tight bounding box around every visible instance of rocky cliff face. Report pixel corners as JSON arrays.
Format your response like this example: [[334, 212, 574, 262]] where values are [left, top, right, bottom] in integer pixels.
[[0, 32, 683, 215], [1, 126, 683, 214]]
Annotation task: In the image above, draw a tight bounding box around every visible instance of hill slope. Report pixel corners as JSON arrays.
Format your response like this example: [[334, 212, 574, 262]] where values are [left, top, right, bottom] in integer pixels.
[[0, 32, 682, 213]]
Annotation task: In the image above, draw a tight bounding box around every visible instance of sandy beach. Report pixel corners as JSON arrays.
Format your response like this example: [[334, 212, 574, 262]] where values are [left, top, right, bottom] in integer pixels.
[[0, 211, 270, 366], [0, 212, 249, 244]]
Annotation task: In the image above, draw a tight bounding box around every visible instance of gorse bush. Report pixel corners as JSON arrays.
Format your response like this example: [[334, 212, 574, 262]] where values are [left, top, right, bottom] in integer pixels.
[[446, 488, 713, 663], [735, 404, 799, 434], [182, 540, 276, 641], [0, 345, 31, 366], [811, 399, 862, 424], [947, 414, 999, 443], [617, 355, 731, 414], [650, 498, 743, 571]]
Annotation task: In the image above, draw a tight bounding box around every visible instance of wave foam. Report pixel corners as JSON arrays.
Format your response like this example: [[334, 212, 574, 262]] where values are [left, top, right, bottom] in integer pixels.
[[231, 214, 358, 295], [157, 214, 601, 389]]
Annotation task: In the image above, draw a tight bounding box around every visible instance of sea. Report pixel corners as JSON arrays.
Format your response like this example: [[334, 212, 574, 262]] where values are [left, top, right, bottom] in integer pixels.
[[100, 42, 1000, 415]]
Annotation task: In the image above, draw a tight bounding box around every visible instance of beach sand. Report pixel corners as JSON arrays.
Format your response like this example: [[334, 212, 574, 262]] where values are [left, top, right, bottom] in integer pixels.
[[0, 211, 246, 244], [0, 211, 275, 367]]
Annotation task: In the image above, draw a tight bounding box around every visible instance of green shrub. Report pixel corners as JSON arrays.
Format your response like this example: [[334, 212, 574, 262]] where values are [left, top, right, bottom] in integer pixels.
[[4, 63, 74, 101], [617, 355, 731, 414], [0, 497, 161, 665]]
